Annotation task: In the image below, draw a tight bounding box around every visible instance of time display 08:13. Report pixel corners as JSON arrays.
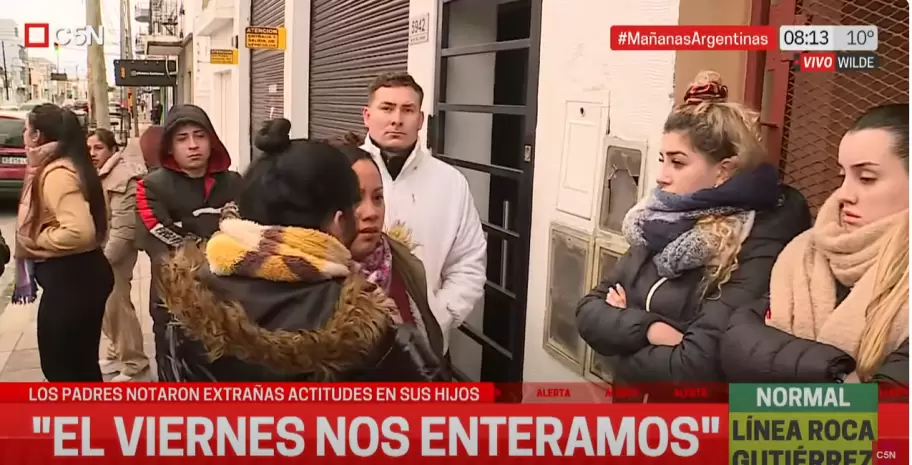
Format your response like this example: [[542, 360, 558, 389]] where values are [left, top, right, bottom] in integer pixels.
[[781, 28, 830, 47]]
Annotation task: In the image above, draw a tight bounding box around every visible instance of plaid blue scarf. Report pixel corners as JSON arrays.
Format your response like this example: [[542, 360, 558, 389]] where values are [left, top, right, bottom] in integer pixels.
[[622, 164, 780, 278]]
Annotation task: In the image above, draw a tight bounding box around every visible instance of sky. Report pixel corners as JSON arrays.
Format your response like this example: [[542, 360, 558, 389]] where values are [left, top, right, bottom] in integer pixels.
[[3, 0, 146, 84]]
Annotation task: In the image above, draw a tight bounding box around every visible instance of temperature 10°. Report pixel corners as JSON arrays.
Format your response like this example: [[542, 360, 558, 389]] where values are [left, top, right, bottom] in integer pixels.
[[836, 25, 878, 51]]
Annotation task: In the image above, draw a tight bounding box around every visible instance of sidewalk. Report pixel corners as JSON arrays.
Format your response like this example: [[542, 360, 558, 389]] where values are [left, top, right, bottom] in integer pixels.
[[0, 253, 156, 381], [0, 125, 159, 382]]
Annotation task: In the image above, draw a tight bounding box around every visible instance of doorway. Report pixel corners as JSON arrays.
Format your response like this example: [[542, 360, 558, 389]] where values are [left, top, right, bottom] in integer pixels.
[[214, 71, 231, 140], [430, 0, 541, 386]]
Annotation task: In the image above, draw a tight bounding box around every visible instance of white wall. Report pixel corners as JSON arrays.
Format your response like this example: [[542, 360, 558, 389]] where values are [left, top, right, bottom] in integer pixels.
[[192, 0, 252, 172], [407, 0, 679, 382], [235, 0, 252, 171], [284, 1, 310, 139], [192, 24, 241, 170]]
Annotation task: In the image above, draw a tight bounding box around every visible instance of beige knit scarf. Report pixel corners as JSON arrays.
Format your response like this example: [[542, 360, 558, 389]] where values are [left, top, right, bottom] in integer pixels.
[[767, 194, 909, 359]]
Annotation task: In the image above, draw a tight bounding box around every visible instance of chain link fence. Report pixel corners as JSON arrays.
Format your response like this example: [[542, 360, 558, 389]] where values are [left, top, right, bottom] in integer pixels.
[[778, 0, 909, 213]]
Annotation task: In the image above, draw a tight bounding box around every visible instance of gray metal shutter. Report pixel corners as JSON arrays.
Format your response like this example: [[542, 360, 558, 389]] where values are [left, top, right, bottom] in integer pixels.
[[249, 0, 285, 146], [309, 0, 409, 140]]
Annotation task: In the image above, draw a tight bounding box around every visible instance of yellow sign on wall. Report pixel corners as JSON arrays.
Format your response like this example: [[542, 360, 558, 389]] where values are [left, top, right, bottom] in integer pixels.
[[210, 49, 239, 65], [245, 26, 286, 50]]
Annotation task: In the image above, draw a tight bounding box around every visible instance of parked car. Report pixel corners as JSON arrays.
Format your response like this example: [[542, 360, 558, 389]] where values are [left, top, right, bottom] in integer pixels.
[[0, 104, 18, 111], [0, 111, 28, 199], [18, 100, 50, 112]]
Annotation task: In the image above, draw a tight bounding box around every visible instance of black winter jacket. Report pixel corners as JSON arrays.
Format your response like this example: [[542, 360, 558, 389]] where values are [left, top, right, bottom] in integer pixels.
[[576, 185, 811, 385], [157, 243, 449, 382], [875, 339, 909, 403], [723, 296, 909, 385], [135, 105, 242, 331], [875, 339, 909, 387]]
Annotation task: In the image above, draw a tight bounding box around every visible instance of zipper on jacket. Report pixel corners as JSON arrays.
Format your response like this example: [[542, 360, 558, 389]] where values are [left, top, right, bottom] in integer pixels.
[[645, 277, 668, 313]]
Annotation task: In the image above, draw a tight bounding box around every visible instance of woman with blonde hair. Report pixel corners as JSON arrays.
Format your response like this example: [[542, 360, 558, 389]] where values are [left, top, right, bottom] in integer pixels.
[[722, 103, 909, 386], [575, 71, 811, 393]]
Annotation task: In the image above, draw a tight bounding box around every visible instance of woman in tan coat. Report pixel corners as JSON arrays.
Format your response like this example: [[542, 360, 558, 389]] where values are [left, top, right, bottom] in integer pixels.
[[88, 128, 150, 381], [14, 103, 113, 381], [722, 103, 909, 385]]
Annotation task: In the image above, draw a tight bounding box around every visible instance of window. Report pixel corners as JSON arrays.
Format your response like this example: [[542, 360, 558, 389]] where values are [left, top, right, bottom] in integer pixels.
[[0, 116, 26, 148]]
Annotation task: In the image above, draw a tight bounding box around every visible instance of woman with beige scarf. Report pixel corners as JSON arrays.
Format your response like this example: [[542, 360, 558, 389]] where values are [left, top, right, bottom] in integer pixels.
[[14, 104, 113, 381], [721, 104, 909, 385]]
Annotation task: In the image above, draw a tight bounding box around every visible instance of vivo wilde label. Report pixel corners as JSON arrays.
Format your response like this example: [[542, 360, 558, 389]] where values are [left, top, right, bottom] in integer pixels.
[[798, 52, 879, 72]]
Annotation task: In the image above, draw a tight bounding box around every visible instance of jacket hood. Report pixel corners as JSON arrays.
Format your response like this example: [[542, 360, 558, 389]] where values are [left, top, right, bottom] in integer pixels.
[[98, 151, 146, 191], [159, 104, 231, 174], [139, 125, 164, 168], [751, 184, 813, 244], [159, 241, 395, 379]]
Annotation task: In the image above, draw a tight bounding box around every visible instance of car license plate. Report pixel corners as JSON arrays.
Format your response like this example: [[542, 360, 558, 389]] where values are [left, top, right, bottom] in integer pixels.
[[1, 157, 25, 165]]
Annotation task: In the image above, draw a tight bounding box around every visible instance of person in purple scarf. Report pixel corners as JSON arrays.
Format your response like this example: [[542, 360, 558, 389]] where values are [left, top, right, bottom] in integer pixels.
[[326, 133, 448, 365]]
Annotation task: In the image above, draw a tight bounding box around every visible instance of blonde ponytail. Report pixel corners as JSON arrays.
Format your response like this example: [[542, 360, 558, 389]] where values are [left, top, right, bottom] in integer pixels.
[[696, 214, 744, 296], [856, 219, 910, 380]]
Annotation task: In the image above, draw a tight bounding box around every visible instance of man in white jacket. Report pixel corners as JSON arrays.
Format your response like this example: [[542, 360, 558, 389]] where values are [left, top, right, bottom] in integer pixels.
[[360, 72, 487, 351]]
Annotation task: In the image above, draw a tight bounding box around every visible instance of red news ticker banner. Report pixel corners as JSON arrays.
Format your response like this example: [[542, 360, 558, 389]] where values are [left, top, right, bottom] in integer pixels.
[[610, 25, 778, 51], [0, 383, 905, 464]]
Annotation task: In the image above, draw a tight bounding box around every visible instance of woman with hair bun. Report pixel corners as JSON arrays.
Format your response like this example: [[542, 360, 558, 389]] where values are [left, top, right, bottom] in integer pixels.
[[575, 71, 811, 395], [155, 119, 447, 382]]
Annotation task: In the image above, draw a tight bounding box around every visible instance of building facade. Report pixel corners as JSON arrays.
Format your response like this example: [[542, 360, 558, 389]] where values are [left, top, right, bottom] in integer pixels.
[[27, 57, 57, 103], [184, 0, 909, 384], [0, 19, 30, 105]]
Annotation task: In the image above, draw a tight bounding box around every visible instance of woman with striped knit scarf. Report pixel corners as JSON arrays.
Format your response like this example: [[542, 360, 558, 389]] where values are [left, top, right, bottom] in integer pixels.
[[576, 71, 811, 397], [155, 119, 446, 382]]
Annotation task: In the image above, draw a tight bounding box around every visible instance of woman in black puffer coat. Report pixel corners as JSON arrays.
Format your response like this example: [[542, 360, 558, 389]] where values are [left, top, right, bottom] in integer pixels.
[[576, 71, 811, 399]]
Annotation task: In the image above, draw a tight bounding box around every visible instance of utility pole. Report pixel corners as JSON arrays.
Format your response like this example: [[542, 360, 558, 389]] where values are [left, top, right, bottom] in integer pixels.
[[118, 0, 127, 140], [87, 55, 94, 126], [123, 0, 140, 136], [0, 42, 9, 101], [87, 0, 110, 128]]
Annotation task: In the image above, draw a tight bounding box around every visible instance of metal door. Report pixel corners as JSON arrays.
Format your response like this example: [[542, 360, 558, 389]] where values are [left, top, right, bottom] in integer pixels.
[[429, 0, 541, 386], [309, 0, 410, 139], [249, 0, 285, 148]]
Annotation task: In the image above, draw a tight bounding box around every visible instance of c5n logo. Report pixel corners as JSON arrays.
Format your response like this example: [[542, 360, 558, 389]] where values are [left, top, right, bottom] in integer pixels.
[[56, 26, 105, 47]]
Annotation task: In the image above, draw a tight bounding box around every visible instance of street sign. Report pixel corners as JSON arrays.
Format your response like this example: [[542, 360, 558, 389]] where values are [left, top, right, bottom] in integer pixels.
[[245, 26, 286, 50], [50, 73, 68, 81], [114, 59, 177, 87], [210, 49, 239, 65]]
